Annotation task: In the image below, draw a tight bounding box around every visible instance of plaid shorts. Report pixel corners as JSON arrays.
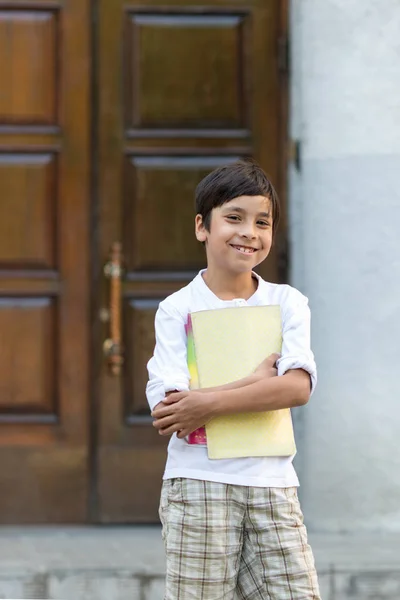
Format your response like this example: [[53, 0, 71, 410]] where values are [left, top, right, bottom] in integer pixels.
[[159, 478, 320, 600]]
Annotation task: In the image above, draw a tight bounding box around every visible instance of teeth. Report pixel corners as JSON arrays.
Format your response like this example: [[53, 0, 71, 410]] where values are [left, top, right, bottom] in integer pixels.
[[234, 246, 254, 254]]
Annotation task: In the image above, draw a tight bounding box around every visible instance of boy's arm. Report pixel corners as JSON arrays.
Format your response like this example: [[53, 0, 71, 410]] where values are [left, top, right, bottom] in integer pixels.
[[152, 368, 309, 437], [147, 301, 280, 417], [276, 289, 317, 395], [152, 290, 316, 438], [146, 302, 190, 412], [154, 370, 270, 408], [195, 352, 279, 394], [219, 288, 318, 411], [210, 367, 310, 416]]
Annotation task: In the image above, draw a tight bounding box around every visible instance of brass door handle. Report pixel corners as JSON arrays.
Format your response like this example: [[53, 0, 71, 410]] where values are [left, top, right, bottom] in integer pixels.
[[103, 242, 124, 375]]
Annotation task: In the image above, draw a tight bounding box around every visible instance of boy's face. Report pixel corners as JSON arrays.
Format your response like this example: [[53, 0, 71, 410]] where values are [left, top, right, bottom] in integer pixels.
[[195, 195, 273, 275]]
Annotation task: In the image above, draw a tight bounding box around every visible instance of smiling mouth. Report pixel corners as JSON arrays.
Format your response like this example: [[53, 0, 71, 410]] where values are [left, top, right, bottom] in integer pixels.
[[230, 245, 257, 255]]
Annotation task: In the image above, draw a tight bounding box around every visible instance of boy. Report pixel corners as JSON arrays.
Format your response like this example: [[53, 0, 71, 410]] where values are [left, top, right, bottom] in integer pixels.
[[146, 160, 320, 599]]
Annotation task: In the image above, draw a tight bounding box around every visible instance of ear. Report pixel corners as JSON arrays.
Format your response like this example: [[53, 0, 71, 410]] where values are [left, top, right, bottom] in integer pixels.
[[195, 214, 207, 243]]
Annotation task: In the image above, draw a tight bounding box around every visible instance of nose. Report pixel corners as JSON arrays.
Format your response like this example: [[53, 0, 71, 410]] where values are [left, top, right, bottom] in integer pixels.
[[239, 222, 257, 240]]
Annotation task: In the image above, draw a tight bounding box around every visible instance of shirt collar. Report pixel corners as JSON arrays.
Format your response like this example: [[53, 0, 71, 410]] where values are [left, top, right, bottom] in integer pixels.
[[194, 269, 263, 307]]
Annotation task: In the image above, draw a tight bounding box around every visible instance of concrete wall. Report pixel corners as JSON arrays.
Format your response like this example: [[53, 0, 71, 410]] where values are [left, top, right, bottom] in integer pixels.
[[289, 0, 400, 532]]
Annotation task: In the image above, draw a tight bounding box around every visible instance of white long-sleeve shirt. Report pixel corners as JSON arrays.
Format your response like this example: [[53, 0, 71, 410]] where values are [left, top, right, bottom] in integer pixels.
[[146, 270, 317, 488]]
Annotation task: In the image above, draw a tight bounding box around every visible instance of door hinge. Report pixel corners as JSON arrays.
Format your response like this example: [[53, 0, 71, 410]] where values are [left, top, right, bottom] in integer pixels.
[[288, 139, 301, 171], [276, 236, 289, 282], [278, 35, 290, 73]]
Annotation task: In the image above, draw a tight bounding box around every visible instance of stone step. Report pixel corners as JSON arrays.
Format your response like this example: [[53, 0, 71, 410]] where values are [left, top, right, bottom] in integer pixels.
[[0, 527, 398, 599]]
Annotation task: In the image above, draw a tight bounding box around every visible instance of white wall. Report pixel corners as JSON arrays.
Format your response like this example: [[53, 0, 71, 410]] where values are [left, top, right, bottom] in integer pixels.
[[290, 0, 400, 532]]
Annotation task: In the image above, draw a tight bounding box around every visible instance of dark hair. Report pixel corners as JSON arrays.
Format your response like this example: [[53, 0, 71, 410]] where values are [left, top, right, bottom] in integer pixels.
[[195, 159, 280, 235]]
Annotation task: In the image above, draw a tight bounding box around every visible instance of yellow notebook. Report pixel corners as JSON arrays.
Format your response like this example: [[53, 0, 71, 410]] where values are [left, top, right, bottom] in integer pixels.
[[187, 305, 296, 459]]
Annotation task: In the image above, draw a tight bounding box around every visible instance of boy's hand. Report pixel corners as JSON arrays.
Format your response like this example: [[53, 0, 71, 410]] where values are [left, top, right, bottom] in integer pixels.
[[151, 391, 176, 415], [254, 353, 280, 378], [151, 390, 213, 439]]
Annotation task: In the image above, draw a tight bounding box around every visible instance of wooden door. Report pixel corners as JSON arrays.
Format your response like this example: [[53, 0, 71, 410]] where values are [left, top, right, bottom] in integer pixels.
[[95, 0, 288, 522], [0, 1, 91, 522]]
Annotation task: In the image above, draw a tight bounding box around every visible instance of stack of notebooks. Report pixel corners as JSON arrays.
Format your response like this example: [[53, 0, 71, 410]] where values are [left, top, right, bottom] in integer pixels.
[[186, 305, 296, 459]]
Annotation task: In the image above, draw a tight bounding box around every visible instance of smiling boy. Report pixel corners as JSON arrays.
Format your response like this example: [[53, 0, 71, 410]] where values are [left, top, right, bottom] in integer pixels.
[[146, 160, 320, 599]]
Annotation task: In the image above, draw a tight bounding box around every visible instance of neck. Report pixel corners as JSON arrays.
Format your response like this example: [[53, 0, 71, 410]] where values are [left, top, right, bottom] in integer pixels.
[[202, 267, 257, 301]]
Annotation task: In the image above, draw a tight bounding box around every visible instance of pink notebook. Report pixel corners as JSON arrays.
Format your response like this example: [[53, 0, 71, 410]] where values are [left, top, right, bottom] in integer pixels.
[[185, 314, 207, 445]]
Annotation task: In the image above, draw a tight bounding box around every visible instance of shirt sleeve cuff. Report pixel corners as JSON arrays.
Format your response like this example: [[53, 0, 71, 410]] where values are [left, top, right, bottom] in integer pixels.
[[146, 376, 190, 411], [163, 377, 190, 394], [277, 355, 317, 395]]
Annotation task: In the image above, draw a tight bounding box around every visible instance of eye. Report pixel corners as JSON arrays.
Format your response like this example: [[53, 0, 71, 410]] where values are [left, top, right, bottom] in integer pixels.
[[226, 215, 241, 221], [257, 220, 270, 227]]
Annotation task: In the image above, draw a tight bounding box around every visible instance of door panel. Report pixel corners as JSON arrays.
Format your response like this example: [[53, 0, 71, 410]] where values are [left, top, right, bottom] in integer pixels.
[[124, 156, 229, 274], [124, 12, 247, 132], [0, 10, 57, 124], [0, 1, 90, 522], [96, 0, 287, 522]]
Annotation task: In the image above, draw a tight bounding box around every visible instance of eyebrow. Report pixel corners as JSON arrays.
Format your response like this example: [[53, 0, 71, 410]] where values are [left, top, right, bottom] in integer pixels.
[[223, 206, 271, 218]]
